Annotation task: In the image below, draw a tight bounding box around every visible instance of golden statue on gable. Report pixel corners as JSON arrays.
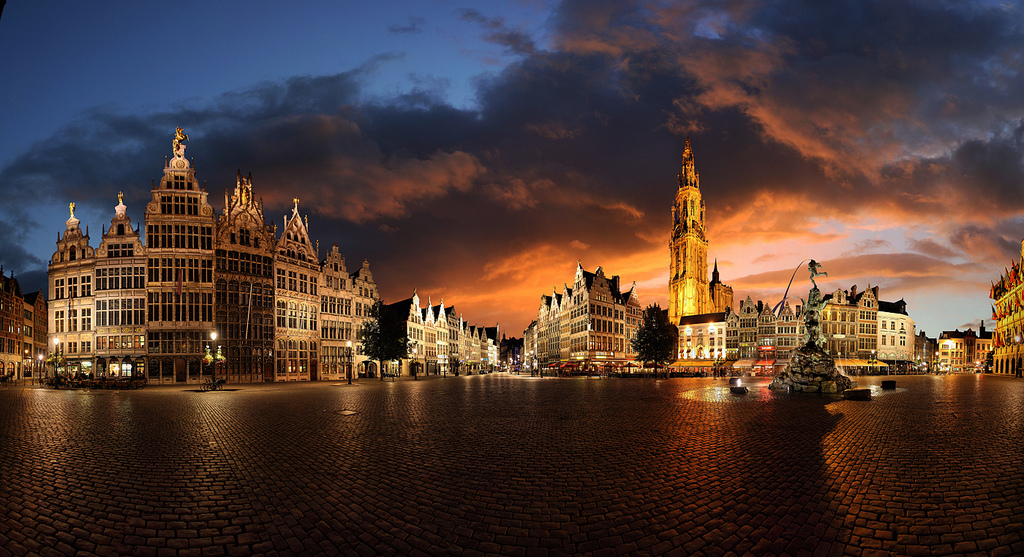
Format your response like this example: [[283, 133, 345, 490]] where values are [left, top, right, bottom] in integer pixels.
[[172, 127, 189, 158], [69, 202, 76, 218]]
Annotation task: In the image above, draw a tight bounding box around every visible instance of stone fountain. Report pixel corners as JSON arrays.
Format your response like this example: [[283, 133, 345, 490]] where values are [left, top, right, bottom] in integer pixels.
[[769, 261, 854, 394]]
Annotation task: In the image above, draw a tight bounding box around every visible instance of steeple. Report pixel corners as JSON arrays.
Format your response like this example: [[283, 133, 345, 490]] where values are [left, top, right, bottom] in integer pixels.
[[678, 137, 699, 190]]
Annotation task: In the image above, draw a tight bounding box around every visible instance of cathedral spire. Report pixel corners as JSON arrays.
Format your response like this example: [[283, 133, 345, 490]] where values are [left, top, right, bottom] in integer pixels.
[[678, 137, 699, 190]]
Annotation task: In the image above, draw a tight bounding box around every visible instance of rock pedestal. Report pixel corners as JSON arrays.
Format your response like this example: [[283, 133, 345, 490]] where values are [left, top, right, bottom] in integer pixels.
[[769, 344, 854, 393]]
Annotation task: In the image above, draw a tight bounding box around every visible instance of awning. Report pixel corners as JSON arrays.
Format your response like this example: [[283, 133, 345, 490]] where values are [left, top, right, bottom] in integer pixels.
[[734, 359, 756, 368], [754, 359, 776, 367], [835, 358, 887, 367], [669, 360, 717, 367]]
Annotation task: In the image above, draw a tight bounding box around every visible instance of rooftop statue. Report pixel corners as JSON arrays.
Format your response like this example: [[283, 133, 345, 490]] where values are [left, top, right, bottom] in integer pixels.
[[172, 127, 189, 158], [69, 202, 76, 219]]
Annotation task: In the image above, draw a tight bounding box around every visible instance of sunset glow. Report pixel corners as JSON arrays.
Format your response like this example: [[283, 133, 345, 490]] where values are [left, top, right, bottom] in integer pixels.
[[2, 1, 1023, 336]]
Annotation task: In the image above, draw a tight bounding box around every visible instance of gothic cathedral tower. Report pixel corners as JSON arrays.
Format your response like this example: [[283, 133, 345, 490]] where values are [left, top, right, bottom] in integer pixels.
[[668, 138, 709, 325]]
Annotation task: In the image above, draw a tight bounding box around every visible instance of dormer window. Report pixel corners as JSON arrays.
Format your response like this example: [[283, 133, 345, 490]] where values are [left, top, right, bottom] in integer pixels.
[[69, 247, 77, 261], [117, 224, 125, 236]]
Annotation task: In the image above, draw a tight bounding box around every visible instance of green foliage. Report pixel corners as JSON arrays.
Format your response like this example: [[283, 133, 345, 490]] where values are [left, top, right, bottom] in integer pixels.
[[359, 300, 409, 372], [631, 304, 676, 372]]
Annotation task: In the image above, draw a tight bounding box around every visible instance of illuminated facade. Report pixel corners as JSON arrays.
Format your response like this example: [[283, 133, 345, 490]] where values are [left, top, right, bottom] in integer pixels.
[[144, 139, 216, 383], [529, 262, 642, 372], [876, 299, 915, 371], [938, 326, 991, 373], [991, 246, 1024, 376], [822, 285, 880, 368], [47, 205, 96, 377], [214, 171, 276, 383], [95, 196, 147, 378], [272, 200, 321, 381], [388, 291, 493, 376], [46, 130, 381, 383]]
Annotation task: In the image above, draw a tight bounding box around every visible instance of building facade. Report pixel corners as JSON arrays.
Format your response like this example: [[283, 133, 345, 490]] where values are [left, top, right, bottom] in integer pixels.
[[822, 285, 879, 367], [528, 262, 642, 373], [877, 299, 915, 372], [387, 291, 493, 377], [46, 129, 388, 383], [938, 326, 991, 373], [95, 195, 147, 378], [992, 248, 1024, 376], [143, 136, 216, 383], [22, 291, 47, 379], [214, 171, 276, 383], [48, 204, 96, 377], [273, 200, 321, 381]]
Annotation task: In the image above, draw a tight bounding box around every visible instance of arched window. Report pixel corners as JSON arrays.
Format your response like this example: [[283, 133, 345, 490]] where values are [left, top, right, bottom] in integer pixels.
[[117, 224, 125, 236]]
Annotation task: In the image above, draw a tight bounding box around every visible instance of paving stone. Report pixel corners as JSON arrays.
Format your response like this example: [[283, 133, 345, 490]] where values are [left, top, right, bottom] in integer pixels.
[[3, 374, 1024, 555]]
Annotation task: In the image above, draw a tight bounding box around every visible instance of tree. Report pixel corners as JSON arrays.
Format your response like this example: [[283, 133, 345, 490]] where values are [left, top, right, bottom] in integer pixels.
[[631, 304, 676, 378], [359, 300, 409, 381]]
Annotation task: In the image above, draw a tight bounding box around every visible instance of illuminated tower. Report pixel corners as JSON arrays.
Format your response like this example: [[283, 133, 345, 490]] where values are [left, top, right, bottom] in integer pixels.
[[668, 138, 709, 325]]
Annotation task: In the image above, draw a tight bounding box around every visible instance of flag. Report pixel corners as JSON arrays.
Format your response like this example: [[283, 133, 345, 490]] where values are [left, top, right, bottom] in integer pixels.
[[176, 267, 183, 296]]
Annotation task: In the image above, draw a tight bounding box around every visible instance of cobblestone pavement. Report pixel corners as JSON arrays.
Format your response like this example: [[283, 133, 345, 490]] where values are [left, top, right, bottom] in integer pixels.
[[1, 373, 1023, 556]]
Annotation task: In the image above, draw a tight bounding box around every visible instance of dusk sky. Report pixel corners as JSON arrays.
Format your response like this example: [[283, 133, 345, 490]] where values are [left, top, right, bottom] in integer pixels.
[[2, 0, 1024, 337]]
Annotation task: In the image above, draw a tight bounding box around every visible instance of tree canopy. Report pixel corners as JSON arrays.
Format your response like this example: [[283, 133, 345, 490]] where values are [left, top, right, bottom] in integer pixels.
[[359, 300, 409, 378], [631, 304, 676, 375]]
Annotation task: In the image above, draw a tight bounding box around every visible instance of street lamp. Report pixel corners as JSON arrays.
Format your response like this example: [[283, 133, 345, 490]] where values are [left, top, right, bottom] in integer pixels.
[[53, 337, 60, 378], [346, 340, 353, 384], [211, 331, 218, 383]]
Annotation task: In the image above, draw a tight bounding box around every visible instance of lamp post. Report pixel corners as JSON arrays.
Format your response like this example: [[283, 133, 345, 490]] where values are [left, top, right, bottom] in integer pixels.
[[53, 337, 60, 379], [211, 332, 218, 383], [346, 340, 353, 384]]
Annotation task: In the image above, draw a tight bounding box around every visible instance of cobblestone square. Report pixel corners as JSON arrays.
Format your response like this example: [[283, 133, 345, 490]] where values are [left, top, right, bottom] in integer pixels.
[[1, 373, 1022, 556]]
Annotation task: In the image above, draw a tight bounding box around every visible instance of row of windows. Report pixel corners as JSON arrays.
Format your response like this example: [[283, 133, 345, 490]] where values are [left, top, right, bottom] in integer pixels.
[[97, 267, 145, 290], [96, 335, 146, 351], [275, 301, 319, 330], [276, 269, 319, 295], [52, 276, 93, 299], [53, 340, 91, 354], [146, 292, 214, 323], [52, 309, 93, 333], [147, 258, 214, 284], [159, 194, 200, 216], [107, 243, 135, 258], [214, 312, 274, 341], [96, 298, 145, 327], [147, 224, 213, 250], [322, 297, 353, 316], [147, 330, 206, 354], [321, 321, 354, 341], [216, 250, 273, 277]]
